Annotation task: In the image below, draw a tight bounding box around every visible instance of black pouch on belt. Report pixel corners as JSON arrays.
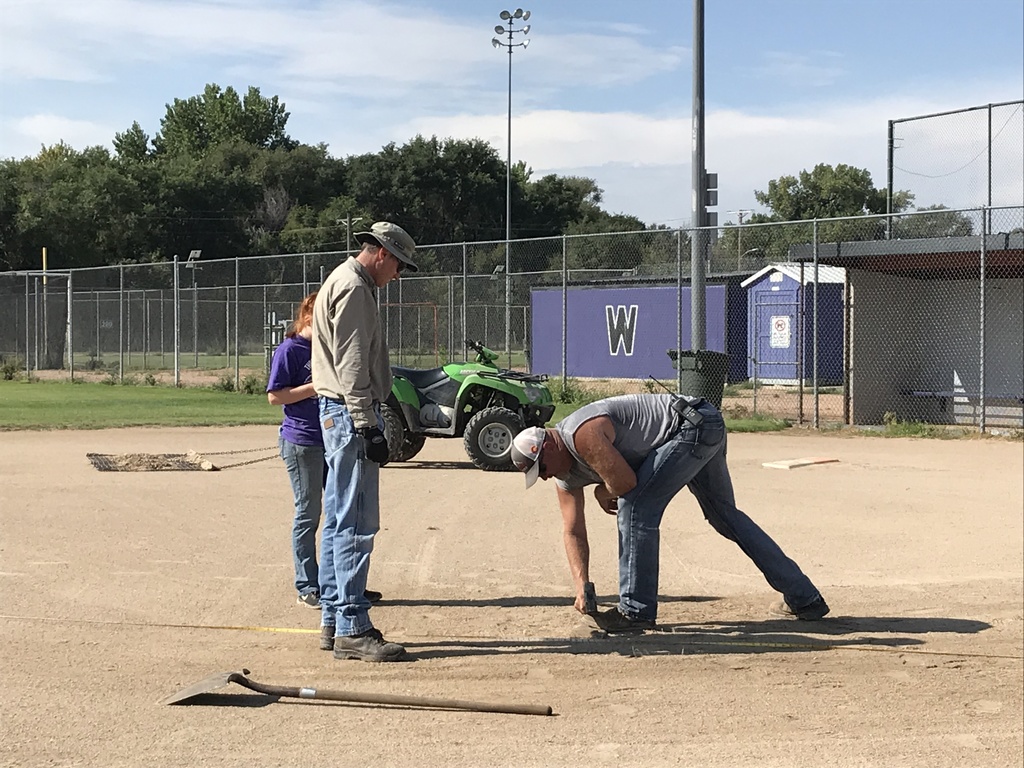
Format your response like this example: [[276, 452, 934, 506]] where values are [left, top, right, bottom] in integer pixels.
[[671, 396, 704, 427]]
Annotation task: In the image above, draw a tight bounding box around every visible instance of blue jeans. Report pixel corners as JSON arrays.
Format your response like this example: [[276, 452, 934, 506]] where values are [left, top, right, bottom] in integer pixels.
[[318, 397, 381, 637], [278, 436, 325, 598], [616, 400, 821, 622]]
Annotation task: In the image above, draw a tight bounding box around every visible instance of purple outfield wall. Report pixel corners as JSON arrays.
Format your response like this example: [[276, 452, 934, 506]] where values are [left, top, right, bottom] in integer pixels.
[[530, 285, 727, 379]]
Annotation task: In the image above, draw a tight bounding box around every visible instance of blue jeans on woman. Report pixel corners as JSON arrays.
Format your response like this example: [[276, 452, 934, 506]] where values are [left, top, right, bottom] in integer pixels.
[[616, 400, 821, 622], [278, 436, 325, 599], [318, 397, 381, 638]]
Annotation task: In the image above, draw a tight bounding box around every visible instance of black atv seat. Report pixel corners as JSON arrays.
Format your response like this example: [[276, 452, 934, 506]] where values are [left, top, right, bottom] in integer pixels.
[[391, 366, 449, 389]]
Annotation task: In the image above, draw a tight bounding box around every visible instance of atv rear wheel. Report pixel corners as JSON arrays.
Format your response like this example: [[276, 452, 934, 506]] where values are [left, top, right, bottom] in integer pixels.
[[463, 407, 524, 471]]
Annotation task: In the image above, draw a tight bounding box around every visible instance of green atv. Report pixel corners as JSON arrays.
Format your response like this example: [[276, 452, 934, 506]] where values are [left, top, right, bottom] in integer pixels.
[[382, 338, 555, 470]]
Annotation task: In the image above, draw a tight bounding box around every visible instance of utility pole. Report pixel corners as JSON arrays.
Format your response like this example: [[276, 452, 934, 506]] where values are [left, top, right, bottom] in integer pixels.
[[728, 209, 753, 270]]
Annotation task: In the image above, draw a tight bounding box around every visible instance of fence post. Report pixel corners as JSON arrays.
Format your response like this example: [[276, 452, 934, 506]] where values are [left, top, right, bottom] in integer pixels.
[[126, 287, 132, 370], [675, 228, 683, 393], [234, 257, 240, 390], [797, 259, 805, 425], [173, 254, 180, 387], [119, 264, 124, 382], [25, 274, 30, 378], [812, 220, 820, 429], [143, 290, 149, 371], [94, 290, 100, 367], [33, 277, 39, 371], [462, 243, 467, 348], [843, 268, 851, 425], [447, 274, 454, 356], [67, 272, 74, 381], [979, 208, 987, 433], [561, 234, 567, 387]]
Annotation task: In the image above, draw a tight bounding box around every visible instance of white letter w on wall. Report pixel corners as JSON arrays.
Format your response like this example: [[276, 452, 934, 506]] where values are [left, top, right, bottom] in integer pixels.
[[606, 305, 638, 356]]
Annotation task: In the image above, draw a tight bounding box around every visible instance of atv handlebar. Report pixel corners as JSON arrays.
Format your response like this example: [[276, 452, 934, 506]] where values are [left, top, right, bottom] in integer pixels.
[[465, 338, 499, 364]]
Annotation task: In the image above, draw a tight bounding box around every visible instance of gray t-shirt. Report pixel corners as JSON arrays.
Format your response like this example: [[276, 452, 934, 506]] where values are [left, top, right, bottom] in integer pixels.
[[554, 394, 686, 491]]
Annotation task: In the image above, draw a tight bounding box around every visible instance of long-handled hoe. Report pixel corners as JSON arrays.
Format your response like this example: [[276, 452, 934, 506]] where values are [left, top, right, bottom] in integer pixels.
[[160, 669, 554, 717]]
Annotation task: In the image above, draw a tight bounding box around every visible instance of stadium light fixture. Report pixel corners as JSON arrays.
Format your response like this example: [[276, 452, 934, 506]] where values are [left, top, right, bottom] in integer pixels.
[[492, 8, 532, 367]]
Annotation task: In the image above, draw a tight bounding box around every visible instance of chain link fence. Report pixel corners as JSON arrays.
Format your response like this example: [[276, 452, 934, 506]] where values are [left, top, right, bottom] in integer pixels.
[[889, 100, 1024, 217], [2, 207, 1021, 431]]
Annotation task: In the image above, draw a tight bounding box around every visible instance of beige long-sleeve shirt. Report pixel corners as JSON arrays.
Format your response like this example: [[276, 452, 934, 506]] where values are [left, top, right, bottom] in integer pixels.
[[311, 257, 392, 429]]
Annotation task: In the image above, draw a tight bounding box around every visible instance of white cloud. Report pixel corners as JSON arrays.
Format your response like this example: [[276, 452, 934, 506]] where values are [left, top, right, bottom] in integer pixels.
[[748, 51, 846, 89], [1, 0, 1018, 226], [2, 115, 114, 158]]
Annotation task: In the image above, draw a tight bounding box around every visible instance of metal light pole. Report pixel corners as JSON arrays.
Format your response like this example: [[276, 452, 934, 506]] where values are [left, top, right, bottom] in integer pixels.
[[690, 0, 707, 350], [493, 8, 531, 367]]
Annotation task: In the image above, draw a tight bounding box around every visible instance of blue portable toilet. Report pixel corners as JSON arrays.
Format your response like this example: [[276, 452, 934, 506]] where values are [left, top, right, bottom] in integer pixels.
[[741, 263, 845, 385]]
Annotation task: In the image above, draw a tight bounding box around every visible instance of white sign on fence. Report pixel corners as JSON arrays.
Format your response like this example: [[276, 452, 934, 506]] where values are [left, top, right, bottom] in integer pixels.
[[770, 315, 791, 348]]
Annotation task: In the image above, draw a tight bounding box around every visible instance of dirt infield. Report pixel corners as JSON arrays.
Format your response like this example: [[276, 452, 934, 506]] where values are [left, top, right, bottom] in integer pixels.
[[1, 427, 1021, 768]]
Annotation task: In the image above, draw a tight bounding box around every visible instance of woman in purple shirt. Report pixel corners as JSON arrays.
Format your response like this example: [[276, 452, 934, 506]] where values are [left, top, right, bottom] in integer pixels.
[[268, 292, 383, 609], [267, 292, 326, 607]]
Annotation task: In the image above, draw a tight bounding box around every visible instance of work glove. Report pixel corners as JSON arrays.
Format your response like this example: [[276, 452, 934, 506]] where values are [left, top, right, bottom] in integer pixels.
[[358, 425, 389, 464]]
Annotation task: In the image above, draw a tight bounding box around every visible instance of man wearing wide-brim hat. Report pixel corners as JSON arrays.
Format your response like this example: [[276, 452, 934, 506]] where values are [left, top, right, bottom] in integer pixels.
[[311, 221, 418, 662]]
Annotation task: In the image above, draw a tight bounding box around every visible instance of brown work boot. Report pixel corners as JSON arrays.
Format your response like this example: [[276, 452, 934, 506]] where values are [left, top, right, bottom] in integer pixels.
[[333, 628, 406, 662], [587, 607, 656, 633], [769, 595, 830, 621], [319, 625, 336, 651]]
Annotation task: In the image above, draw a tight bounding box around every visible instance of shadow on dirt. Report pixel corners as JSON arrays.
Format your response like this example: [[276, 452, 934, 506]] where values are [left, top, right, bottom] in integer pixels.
[[700, 615, 992, 637], [401, 614, 993, 660], [170, 692, 280, 708], [383, 460, 480, 470]]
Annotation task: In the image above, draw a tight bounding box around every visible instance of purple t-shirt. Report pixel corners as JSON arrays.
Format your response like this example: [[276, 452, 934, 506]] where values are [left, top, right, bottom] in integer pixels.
[[266, 336, 322, 447]]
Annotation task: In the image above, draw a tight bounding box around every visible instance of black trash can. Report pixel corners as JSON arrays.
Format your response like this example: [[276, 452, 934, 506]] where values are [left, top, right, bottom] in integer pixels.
[[666, 349, 729, 409]]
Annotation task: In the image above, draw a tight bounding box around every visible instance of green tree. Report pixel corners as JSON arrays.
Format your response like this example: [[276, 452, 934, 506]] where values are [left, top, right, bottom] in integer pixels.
[[716, 163, 916, 264], [891, 204, 974, 238], [153, 84, 296, 156], [113, 121, 152, 163], [346, 135, 507, 251]]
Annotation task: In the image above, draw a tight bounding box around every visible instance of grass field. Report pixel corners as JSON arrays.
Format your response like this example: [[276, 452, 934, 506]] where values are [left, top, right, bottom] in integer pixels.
[[1, 379, 790, 433], [0, 380, 282, 430]]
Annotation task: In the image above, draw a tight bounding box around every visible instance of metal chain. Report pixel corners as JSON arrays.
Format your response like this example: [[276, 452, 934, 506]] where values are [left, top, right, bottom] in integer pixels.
[[214, 452, 278, 470], [202, 446, 278, 456]]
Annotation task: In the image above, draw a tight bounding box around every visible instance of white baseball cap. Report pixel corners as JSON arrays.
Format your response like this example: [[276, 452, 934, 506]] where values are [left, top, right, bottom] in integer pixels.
[[510, 426, 546, 489]]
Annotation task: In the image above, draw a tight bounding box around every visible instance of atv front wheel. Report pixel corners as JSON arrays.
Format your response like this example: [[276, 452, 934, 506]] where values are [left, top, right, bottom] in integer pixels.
[[463, 407, 525, 471], [380, 403, 426, 463], [379, 404, 405, 464], [395, 432, 426, 462]]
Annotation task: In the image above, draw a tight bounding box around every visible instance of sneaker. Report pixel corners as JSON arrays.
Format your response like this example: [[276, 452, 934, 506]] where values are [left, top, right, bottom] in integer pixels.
[[769, 595, 830, 620], [364, 589, 383, 603], [320, 625, 336, 651], [297, 592, 320, 608], [587, 607, 656, 634], [333, 628, 406, 662]]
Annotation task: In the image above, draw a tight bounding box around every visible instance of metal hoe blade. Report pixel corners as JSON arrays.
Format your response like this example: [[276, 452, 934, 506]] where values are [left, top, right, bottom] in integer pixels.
[[159, 669, 252, 705]]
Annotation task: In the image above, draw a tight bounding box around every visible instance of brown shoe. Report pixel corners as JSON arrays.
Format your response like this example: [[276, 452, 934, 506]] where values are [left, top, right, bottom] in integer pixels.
[[319, 625, 335, 651], [333, 628, 406, 662], [586, 607, 655, 633], [769, 595, 830, 620]]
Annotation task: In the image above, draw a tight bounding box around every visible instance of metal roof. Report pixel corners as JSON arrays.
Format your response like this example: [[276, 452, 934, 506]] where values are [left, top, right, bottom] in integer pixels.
[[740, 262, 846, 288]]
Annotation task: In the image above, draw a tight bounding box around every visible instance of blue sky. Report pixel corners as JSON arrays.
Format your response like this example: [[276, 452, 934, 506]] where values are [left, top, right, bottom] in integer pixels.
[[2, 0, 1022, 227]]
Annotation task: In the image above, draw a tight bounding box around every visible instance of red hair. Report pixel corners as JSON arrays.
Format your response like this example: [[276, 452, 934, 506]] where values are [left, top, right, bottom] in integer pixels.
[[285, 291, 317, 338]]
